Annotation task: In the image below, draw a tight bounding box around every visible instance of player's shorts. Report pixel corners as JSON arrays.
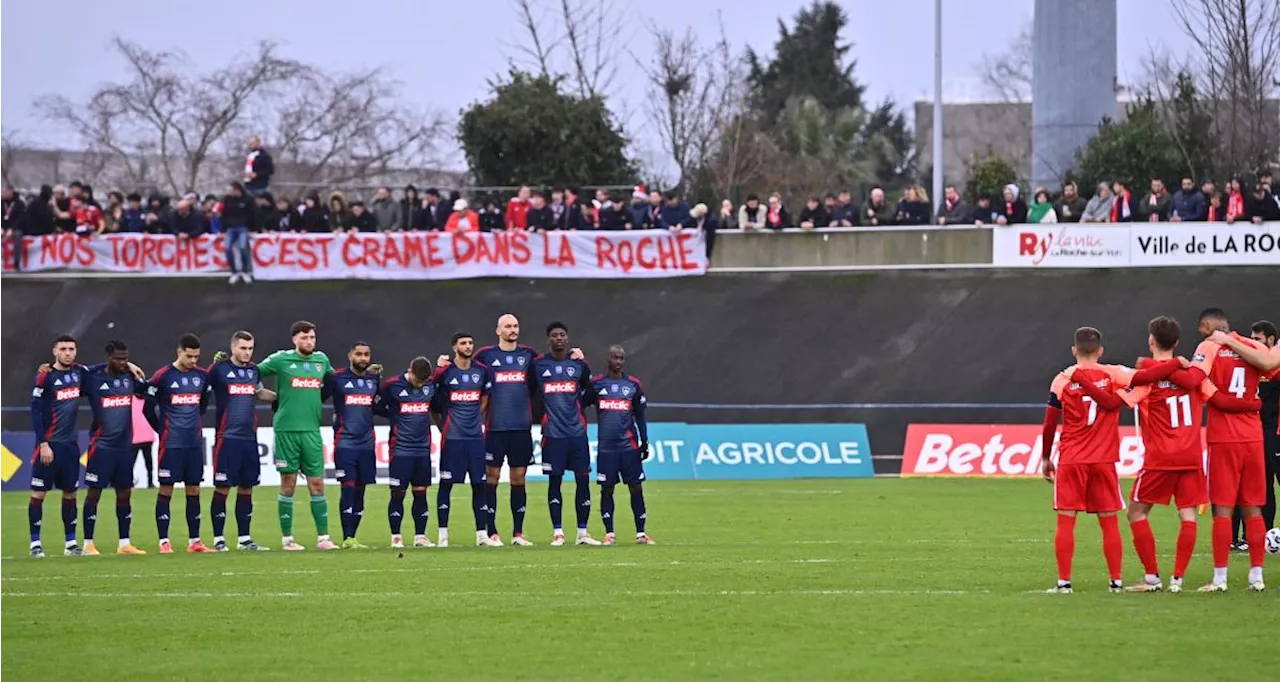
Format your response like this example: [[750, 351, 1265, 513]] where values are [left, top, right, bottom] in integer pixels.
[[273, 431, 324, 478], [1053, 461, 1123, 513], [440, 439, 485, 483], [212, 437, 261, 488], [388, 454, 432, 489], [30, 441, 82, 492], [596, 448, 646, 486], [157, 445, 204, 486], [85, 445, 133, 489], [1130, 468, 1206, 508], [334, 446, 376, 486], [1207, 441, 1267, 507], [485, 430, 534, 469], [541, 436, 591, 476]]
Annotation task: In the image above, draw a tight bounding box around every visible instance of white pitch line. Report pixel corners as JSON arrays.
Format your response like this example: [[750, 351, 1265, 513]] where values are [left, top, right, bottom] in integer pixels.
[[3, 588, 987, 599]]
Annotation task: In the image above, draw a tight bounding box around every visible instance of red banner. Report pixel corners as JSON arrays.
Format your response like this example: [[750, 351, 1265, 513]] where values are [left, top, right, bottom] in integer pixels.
[[901, 424, 1208, 477], [2, 230, 708, 280]]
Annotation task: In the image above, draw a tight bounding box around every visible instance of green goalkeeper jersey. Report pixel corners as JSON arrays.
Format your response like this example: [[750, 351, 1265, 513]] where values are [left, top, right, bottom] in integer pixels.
[[258, 349, 334, 432]]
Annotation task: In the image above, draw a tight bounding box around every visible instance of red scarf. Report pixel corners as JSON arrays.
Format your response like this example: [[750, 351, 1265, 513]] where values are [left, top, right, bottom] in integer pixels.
[[1227, 191, 1244, 219], [1110, 191, 1130, 221], [1208, 203, 1218, 221], [768, 204, 782, 226]]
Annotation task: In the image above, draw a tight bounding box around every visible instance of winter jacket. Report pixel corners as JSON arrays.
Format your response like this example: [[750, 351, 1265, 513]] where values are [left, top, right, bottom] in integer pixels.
[[971, 202, 1001, 225], [798, 206, 830, 227], [559, 200, 587, 230], [738, 204, 767, 229], [1081, 195, 1114, 222], [327, 192, 352, 232], [831, 202, 860, 226], [659, 201, 692, 229], [1246, 191, 1280, 222], [935, 197, 969, 224], [168, 208, 203, 237], [628, 201, 650, 229], [525, 206, 554, 231], [244, 148, 274, 192], [220, 192, 254, 229], [894, 200, 930, 226], [401, 187, 423, 230], [998, 198, 1028, 224], [505, 198, 529, 229], [764, 204, 791, 230], [369, 196, 402, 231], [1053, 196, 1087, 223], [1170, 190, 1207, 221], [480, 208, 503, 232], [1110, 191, 1135, 222], [1137, 192, 1172, 222], [598, 205, 633, 230], [863, 200, 895, 226]]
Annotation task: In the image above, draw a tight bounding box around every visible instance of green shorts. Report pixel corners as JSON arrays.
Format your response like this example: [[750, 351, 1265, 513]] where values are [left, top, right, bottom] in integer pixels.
[[273, 431, 325, 478]]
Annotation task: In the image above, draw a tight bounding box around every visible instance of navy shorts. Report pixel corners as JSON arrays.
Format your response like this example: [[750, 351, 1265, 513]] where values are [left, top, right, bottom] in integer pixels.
[[441, 439, 486, 483], [158, 445, 204, 485], [85, 446, 133, 489], [597, 449, 646, 486], [30, 441, 82, 492], [335, 446, 377, 486], [485, 430, 535, 469], [212, 437, 261, 488], [388, 454, 432, 489], [541, 436, 591, 476]]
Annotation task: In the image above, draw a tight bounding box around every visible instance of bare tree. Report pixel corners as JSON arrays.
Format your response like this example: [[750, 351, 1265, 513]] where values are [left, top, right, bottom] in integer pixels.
[[976, 22, 1033, 102], [1, 131, 29, 187], [506, 0, 628, 99], [263, 68, 449, 194], [1170, 0, 1280, 174]]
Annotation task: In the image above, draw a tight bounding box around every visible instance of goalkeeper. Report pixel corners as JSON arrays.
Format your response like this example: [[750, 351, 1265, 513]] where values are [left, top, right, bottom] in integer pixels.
[[255, 320, 339, 551]]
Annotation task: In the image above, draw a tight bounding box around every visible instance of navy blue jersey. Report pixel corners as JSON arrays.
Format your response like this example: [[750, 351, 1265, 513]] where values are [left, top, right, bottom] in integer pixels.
[[85, 367, 150, 450], [207, 360, 262, 441], [588, 374, 648, 452], [31, 365, 87, 445], [326, 368, 380, 449], [147, 365, 210, 449], [530, 354, 592, 439], [475, 344, 538, 431], [434, 363, 491, 441], [375, 374, 436, 457]]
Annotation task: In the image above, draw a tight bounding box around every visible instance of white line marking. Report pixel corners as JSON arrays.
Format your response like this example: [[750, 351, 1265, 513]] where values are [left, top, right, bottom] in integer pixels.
[[3, 588, 986, 599]]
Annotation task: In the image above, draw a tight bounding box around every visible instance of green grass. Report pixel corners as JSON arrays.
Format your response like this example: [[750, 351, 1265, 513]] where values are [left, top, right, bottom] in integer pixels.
[[2, 479, 1276, 681]]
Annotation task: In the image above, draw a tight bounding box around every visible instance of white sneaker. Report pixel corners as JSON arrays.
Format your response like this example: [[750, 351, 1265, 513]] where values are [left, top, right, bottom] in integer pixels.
[[476, 533, 501, 547], [243, 273, 254, 285], [575, 532, 602, 546], [413, 535, 435, 548], [1046, 582, 1073, 594], [510, 534, 534, 547], [1197, 582, 1228, 593], [602, 532, 617, 546], [1124, 581, 1163, 593], [1248, 580, 1267, 592], [437, 530, 450, 548], [391, 534, 404, 549], [228, 274, 239, 285], [1168, 579, 1184, 594], [489, 533, 504, 546], [550, 532, 566, 546]]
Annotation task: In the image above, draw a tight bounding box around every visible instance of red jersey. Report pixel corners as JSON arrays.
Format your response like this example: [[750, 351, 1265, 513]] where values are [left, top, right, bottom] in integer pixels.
[[73, 205, 103, 232], [1191, 334, 1270, 443], [505, 198, 529, 229], [1049, 364, 1134, 464], [1122, 374, 1213, 470]]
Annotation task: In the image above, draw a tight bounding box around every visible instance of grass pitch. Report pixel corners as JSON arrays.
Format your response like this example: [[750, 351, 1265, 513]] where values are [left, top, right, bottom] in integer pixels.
[[2, 478, 1276, 681]]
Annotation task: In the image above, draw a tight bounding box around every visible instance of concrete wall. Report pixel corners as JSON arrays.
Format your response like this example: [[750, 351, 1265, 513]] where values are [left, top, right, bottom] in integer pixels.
[[711, 228, 993, 269]]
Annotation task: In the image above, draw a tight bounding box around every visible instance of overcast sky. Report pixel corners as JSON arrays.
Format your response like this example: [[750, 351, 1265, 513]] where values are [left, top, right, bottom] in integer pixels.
[[2, 0, 1191, 170]]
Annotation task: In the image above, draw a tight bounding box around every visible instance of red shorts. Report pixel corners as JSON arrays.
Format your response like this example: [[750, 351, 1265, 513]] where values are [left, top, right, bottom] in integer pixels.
[[1207, 442, 1267, 507], [1054, 462, 1123, 513], [1130, 468, 1206, 508]]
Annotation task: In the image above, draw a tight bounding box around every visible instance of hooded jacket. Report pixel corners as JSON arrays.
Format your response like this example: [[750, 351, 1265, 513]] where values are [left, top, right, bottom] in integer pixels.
[[369, 194, 402, 231], [998, 185, 1028, 224], [1170, 189, 1207, 221], [327, 191, 352, 231], [220, 183, 255, 229]]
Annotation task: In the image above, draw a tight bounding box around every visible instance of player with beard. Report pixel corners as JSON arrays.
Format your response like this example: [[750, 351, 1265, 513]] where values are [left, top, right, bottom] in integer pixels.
[[324, 342, 383, 549]]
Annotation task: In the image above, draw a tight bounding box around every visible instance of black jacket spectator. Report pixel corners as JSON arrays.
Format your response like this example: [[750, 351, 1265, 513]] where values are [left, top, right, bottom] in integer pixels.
[[23, 185, 56, 237], [998, 187, 1028, 224], [1170, 188, 1207, 221], [526, 205, 554, 231], [479, 205, 504, 232], [423, 197, 448, 231], [220, 190, 255, 229], [935, 194, 969, 224], [253, 199, 280, 233], [1246, 188, 1280, 222], [301, 196, 329, 233], [971, 198, 1001, 225], [598, 204, 633, 230], [895, 199, 930, 225], [560, 199, 587, 230], [168, 204, 203, 237], [245, 145, 274, 193], [3, 191, 26, 234], [401, 186, 424, 230], [1052, 185, 1087, 223], [798, 204, 830, 228], [349, 204, 377, 232], [831, 200, 860, 226]]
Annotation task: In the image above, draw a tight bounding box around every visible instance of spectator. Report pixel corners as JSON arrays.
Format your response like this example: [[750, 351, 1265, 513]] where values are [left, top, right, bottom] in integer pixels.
[[1080, 183, 1115, 222], [582, 200, 599, 229], [423, 188, 447, 230], [598, 194, 633, 230], [273, 196, 300, 232], [349, 201, 377, 232], [526, 191, 553, 231], [798, 196, 829, 229], [102, 192, 123, 233], [221, 182, 254, 284], [971, 195, 1000, 226], [327, 191, 353, 233], [301, 194, 328, 233], [443, 191, 461, 226], [444, 199, 480, 233], [369, 186, 401, 232], [659, 191, 691, 230], [1225, 177, 1248, 223], [24, 184, 55, 238], [71, 195, 104, 237], [3, 184, 27, 271], [401, 185, 423, 231], [52, 185, 75, 233], [832, 190, 860, 226], [1028, 188, 1058, 223], [168, 199, 203, 238], [687, 202, 718, 259], [863, 187, 894, 226], [1206, 187, 1225, 222], [1259, 169, 1274, 193], [480, 198, 504, 232], [1053, 182, 1086, 223], [1246, 183, 1280, 223], [243, 136, 274, 196], [1110, 180, 1135, 222], [718, 199, 738, 230], [1170, 176, 1207, 222], [557, 187, 587, 230], [646, 189, 663, 228], [628, 185, 649, 229], [936, 185, 969, 225], [738, 194, 766, 230], [995, 184, 1028, 225], [765, 193, 790, 230], [116, 193, 145, 233], [252, 193, 278, 233], [822, 195, 838, 225], [550, 188, 567, 225], [1139, 178, 1172, 222], [894, 186, 931, 225], [505, 185, 531, 230]]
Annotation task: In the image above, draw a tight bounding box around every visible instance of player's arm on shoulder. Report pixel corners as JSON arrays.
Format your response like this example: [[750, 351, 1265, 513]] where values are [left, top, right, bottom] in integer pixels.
[[257, 351, 282, 377], [1188, 339, 1217, 377], [256, 387, 277, 402], [1207, 389, 1262, 413], [1126, 359, 1180, 387], [1119, 384, 1149, 408], [1223, 331, 1280, 371], [1071, 372, 1123, 410]]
